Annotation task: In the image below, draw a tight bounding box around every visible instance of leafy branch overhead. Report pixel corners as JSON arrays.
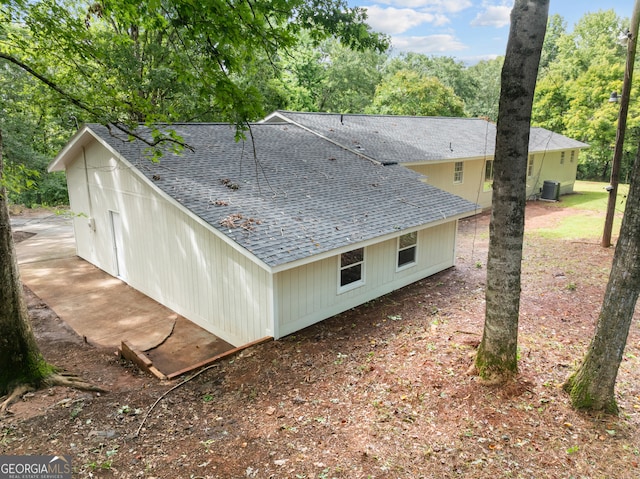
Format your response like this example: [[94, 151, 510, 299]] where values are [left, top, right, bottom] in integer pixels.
[[0, 0, 387, 130]]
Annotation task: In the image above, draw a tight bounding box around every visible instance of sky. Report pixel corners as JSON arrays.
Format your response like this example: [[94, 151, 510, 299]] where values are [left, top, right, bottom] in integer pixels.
[[348, 0, 635, 64]]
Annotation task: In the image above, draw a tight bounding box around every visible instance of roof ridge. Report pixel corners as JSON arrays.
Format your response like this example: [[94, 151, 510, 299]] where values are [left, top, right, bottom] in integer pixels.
[[277, 111, 492, 122]]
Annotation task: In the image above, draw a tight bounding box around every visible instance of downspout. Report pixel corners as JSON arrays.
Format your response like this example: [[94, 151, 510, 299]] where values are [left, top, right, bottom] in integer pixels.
[[82, 146, 97, 247], [82, 147, 93, 220]]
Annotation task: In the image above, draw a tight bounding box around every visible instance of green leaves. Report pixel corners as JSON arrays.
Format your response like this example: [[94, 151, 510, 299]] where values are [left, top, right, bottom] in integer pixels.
[[2, 0, 387, 129], [369, 70, 465, 117], [1, 163, 39, 195], [532, 9, 639, 181]]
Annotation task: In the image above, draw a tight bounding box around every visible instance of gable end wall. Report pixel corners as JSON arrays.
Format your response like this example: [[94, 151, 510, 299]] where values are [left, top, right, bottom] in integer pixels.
[[64, 140, 273, 347]]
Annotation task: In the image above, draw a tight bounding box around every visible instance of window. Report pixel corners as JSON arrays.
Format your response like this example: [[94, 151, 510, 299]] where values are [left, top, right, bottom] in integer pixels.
[[397, 232, 417, 269], [560, 151, 565, 165], [339, 248, 364, 291], [570, 150, 575, 163], [484, 160, 494, 191], [528, 155, 535, 177], [454, 161, 463, 184]]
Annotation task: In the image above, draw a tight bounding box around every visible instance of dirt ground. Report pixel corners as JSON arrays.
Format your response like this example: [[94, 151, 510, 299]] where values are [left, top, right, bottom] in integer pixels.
[[3, 201, 640, 479]]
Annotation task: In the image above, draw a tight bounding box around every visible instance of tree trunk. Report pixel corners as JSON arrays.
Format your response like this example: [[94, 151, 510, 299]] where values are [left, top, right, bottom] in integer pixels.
[[475, 0, 549, 382], [0, 130, 53, 396], [564, 140, 640, 413]]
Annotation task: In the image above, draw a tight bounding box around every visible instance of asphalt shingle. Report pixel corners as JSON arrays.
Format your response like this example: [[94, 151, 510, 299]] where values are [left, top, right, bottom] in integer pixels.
[[267, 111, 589, 162], [88, 122, 478, 268]]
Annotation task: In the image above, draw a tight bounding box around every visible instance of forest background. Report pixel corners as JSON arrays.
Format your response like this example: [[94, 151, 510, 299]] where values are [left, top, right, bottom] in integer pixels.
[[1, 7, 637, 207]]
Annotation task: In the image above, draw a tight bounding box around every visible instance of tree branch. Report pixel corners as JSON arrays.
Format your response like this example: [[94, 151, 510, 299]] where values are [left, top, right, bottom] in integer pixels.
[[0, 52, 106, 120], [0, 52, 194, 152]]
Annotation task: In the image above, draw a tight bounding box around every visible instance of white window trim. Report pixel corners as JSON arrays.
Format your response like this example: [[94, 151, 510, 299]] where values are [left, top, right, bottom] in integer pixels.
[[396, 232, 418, 272], [338, 248, 365, 294], [453, 161, 464, 184], [528, 155, 535, 178]]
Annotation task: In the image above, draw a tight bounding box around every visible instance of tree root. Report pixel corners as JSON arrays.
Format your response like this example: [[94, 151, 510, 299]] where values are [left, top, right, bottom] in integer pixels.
[[0, 385, 35, 413], [0, 373, 107, 414], [44, 372, 108, 393]]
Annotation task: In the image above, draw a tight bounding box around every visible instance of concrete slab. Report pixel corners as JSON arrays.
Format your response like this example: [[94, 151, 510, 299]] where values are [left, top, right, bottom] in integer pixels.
[[18, 257, 176, 351], [12, 210, 235, 377], [13, 213, 77, 263]]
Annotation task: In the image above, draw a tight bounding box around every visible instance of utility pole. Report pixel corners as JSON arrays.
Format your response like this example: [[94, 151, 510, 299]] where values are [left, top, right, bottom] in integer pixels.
[[602, 0, 640, 248]]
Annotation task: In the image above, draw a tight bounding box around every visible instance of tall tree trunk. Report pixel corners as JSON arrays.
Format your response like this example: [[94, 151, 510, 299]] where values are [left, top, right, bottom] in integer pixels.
[[0, 130, 53, 396], [474, 0, 549, 382], [564, 140, 640, 413]]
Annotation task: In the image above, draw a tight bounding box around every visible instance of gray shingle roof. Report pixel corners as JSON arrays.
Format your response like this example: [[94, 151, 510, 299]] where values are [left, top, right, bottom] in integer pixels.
[[87, 123, 478, 268], [266, 111, 589, 163], [529, 127, 589, 152]]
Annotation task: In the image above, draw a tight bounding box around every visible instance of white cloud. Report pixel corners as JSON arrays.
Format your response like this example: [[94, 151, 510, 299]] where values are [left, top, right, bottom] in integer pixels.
[[458, 53, 501, 66], [390, 34, 467, 54], [364, 5, 450, 35], [372, 0, 472, 13], [471, 4, 512, 27]]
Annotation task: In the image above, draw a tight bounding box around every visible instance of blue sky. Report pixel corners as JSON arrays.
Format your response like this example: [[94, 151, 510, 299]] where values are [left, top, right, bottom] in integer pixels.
[[349, 0, 634, 64]]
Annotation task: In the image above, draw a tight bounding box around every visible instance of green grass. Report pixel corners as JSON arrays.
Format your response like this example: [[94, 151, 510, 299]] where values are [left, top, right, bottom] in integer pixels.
[[549, 181, 629, 211], [530, 181, 628, 241]]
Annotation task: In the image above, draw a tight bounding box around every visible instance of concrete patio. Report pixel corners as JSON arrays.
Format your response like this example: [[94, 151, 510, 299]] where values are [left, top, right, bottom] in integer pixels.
[[12, 210, 237, 378]]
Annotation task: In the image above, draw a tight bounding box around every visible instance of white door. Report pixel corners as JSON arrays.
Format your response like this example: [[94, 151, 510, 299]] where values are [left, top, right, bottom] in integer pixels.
[[110, 211, 126, 279]]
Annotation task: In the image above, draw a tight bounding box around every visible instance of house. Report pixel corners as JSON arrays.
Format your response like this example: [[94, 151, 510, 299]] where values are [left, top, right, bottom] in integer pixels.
[[262, 111, 589, 209], [49, 122, 479, 347]]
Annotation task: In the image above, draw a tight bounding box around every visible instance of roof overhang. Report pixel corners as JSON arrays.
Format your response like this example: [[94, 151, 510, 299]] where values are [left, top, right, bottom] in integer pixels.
[[402, 155, 492, 167], [260, 111, 291, 124], [48, 125, 103, 172], [270, 207, 480, 274]]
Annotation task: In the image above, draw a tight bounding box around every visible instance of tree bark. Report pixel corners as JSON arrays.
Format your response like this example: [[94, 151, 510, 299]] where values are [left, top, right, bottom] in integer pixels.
[[0, 130, 54, 396], [564, 140, 640, 413], [474, 0, 549, 382]]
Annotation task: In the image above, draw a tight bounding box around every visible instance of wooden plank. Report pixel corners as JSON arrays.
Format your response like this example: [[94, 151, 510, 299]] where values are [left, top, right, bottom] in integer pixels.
[[166, 336, 273, 380], [120, 340, 167, 380]]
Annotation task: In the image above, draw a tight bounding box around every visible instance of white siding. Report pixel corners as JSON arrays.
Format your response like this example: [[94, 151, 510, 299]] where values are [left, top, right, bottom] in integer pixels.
[[65, 141, 272, 346], [274, 222, 456, 338], [65, 148, 94, 260]]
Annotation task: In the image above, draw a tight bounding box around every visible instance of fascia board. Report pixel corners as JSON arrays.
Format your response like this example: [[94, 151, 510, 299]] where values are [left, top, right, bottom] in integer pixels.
[[270, 208, 479, 274]]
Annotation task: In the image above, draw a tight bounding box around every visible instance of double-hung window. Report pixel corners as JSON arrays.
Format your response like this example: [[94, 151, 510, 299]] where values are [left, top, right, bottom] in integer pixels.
[[397, 232, 417, 270], [528, 155, 535, 177], [454, 161, 464, 184], [339, 248, 364, 292]]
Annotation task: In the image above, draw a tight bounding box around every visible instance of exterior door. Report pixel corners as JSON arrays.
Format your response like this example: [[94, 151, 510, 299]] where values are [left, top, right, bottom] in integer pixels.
[[110, 211, 126, 279]]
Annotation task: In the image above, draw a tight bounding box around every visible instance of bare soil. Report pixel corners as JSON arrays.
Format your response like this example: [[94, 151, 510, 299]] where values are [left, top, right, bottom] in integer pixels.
[[3, 201, 640, 479]]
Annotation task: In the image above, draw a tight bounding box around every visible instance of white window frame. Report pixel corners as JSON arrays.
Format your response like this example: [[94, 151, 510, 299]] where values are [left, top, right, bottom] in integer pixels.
[[397, 232, 418, 271], [528, 155, 535, 177], [570, 150, 575, 163], [560, 151, 565, 165], [453, 161, 464, 184], [338, 247, 365, 293]]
